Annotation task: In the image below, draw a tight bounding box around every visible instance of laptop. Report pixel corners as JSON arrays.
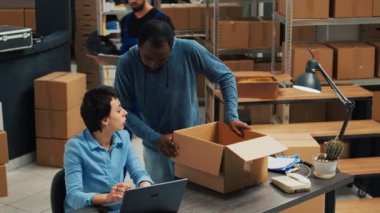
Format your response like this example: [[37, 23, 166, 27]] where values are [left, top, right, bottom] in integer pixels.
[[112, 178, 188, 213]]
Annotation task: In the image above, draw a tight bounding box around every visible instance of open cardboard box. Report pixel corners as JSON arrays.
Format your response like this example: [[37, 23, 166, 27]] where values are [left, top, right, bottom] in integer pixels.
[[173, 122, 287, 193], [234, 71, 279, 98]]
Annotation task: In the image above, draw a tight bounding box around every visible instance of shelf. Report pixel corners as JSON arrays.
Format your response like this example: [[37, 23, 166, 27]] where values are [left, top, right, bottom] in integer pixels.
[[274, 12, 380, 26], [352, 78, 380, 87], [175, 30, 206, 38]]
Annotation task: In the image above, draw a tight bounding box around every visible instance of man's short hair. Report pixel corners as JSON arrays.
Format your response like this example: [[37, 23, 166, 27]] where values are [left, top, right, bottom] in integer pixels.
[[138, 20, 175, 49], [80, 86, 119, 132]]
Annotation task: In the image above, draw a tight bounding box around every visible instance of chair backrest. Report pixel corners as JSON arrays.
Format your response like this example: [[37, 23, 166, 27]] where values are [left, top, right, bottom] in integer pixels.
[[51, 169, 66, 213]]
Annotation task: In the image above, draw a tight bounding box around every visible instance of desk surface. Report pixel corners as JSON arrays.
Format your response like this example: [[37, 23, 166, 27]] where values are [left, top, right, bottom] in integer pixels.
[[250, 120, 380, 139], [215, 85, 372, 104], [179, 172, 353, 213]]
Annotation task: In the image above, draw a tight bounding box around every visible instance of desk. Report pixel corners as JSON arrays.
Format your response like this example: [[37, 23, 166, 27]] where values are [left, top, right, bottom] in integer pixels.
[[180, 172, 353, 213], [214, 85, 373, 122]]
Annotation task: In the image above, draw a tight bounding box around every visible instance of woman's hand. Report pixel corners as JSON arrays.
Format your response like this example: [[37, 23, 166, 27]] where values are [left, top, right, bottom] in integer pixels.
[[92, 183, 132, 205], [138, 181, 152, 188]]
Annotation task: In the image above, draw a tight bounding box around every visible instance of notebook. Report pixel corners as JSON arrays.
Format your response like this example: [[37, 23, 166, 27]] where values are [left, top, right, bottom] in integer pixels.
[[118, 178, 188, 213]]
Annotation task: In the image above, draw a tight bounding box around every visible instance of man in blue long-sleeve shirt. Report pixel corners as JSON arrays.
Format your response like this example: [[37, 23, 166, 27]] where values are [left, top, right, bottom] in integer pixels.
[[114, 20, 249, 183]]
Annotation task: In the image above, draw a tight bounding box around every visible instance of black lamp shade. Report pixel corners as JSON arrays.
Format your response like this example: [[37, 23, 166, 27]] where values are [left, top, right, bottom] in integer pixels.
[[294, 60, 322, 93]]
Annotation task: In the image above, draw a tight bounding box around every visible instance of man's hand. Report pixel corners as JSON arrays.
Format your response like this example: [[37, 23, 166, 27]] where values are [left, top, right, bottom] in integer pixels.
[[228, 119, 250, 137], [156, 134, 179, 158]]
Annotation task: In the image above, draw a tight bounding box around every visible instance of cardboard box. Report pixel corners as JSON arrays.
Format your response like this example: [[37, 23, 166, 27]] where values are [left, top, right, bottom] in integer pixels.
[[234, 71, 279, 98], [161, 4, 189, 30], [374, 0, 380, 16], [327, 42, 375, 80], [271, 133, 320, 165], [373, 91, 380, 122], [223, 60, 254, 71], [35, 105, 85, 139], [75, 0, 97, 11], [0, 131, 9, 165], [188, 4, 205, 30], [173, 122, 287, 193], [211, 19, 249, 49], [332, 0, 373, 18], [36, 138, 67, 167], [0, 164, 8, 197], [278, 0, 329, 19], [289, 43, 334, 82], [0, 102, 3, 131], [0, 9, 24, 27], [34, 72, 86, 110], [249, 20, 280, 49], [24, 9, 35, 31], [369, 41, 380, 77]]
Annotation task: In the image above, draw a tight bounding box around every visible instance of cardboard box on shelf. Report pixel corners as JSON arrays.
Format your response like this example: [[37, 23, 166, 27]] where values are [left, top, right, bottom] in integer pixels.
[[24, 9, 35, 31], [36, 138, 67, 168], [0, 102, 3, 131], [288, 42, 333, 82], [161, 4, 189, 30], [187, 4, 205, 30], [332, 0, 373, 18], [278, 0, 329, 19], [0, 131, 9, 165], [173, 122, 287, 193], [0, 9, 24, 27], [211, 19, 249, 49], [327, 42, 375, 80], [249, 20, 280, 49], [75, 0, 97, 12], [0, 164, 8, 197], [35, 105, 85, 139], [373, 91, 380, 122], [234, 71, 279, 98], [369, 41, 380, 77], [374, 0, 380, 16], [223, 60, 254, 71], [34, 72, 86, 111]]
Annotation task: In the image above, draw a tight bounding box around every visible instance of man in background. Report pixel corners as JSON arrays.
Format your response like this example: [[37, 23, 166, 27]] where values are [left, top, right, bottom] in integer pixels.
[[120, 0, 174, 54]]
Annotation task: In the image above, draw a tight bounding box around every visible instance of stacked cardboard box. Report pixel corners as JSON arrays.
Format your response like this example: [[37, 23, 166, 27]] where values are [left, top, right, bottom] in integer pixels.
[[34, 72, 86, 167], [278, 0, 329, 19], [283, 42, 334, 82], [327, 42, 375, 80], [0, 8, 36, 30], [374, 0, 380, 16], [331, 0, 373, 18], [75, 0, 101, 89], [0, 131, 9, 197], [0, 102, 3, 131]]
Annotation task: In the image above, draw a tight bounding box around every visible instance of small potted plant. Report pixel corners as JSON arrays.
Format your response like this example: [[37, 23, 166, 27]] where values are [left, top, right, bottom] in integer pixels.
[[313, 139, 344, 179]]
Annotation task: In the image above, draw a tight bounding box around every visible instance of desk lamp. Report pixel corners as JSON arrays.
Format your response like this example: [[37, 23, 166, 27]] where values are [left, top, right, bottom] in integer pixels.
[[293, 59, 355, 141]]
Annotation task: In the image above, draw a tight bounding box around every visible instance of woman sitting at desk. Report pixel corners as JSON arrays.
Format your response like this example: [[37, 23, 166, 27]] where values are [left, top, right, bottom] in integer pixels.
[[64, 86, 153, 212]]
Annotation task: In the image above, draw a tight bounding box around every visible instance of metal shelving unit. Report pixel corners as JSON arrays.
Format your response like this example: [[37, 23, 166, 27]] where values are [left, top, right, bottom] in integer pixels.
[[271, 0, 380, 124]]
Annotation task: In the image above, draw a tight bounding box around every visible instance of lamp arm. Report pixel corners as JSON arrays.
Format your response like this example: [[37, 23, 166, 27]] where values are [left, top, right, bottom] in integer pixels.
[[316, 63, 355, 141]]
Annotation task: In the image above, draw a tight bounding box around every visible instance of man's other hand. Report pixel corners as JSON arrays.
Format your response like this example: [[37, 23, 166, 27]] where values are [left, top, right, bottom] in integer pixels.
[[228, 119, 250, 137], [156, 134, 179, 157]]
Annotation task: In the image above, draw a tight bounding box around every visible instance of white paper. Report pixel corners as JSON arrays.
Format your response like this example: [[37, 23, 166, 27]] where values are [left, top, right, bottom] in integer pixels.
[[268, 156, 296, 169]]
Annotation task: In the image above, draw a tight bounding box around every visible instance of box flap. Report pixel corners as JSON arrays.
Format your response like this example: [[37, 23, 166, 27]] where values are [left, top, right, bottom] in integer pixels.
[[226, 135, 287, 162]]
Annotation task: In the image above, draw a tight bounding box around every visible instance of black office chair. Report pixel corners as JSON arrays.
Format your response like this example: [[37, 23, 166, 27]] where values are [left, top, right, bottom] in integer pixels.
[[51, 169, 66, 213]]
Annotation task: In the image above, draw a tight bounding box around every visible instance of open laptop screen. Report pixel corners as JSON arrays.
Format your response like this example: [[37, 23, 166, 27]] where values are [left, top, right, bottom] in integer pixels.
[[117, 178, 188, 212]]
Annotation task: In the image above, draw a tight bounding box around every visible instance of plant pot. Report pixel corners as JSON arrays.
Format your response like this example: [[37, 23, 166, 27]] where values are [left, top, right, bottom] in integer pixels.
[[312, 154, 338, 179]]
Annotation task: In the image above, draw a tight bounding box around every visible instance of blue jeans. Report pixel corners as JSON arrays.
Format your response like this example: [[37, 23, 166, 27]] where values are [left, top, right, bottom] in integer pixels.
[[143, 146, 174, 183]]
